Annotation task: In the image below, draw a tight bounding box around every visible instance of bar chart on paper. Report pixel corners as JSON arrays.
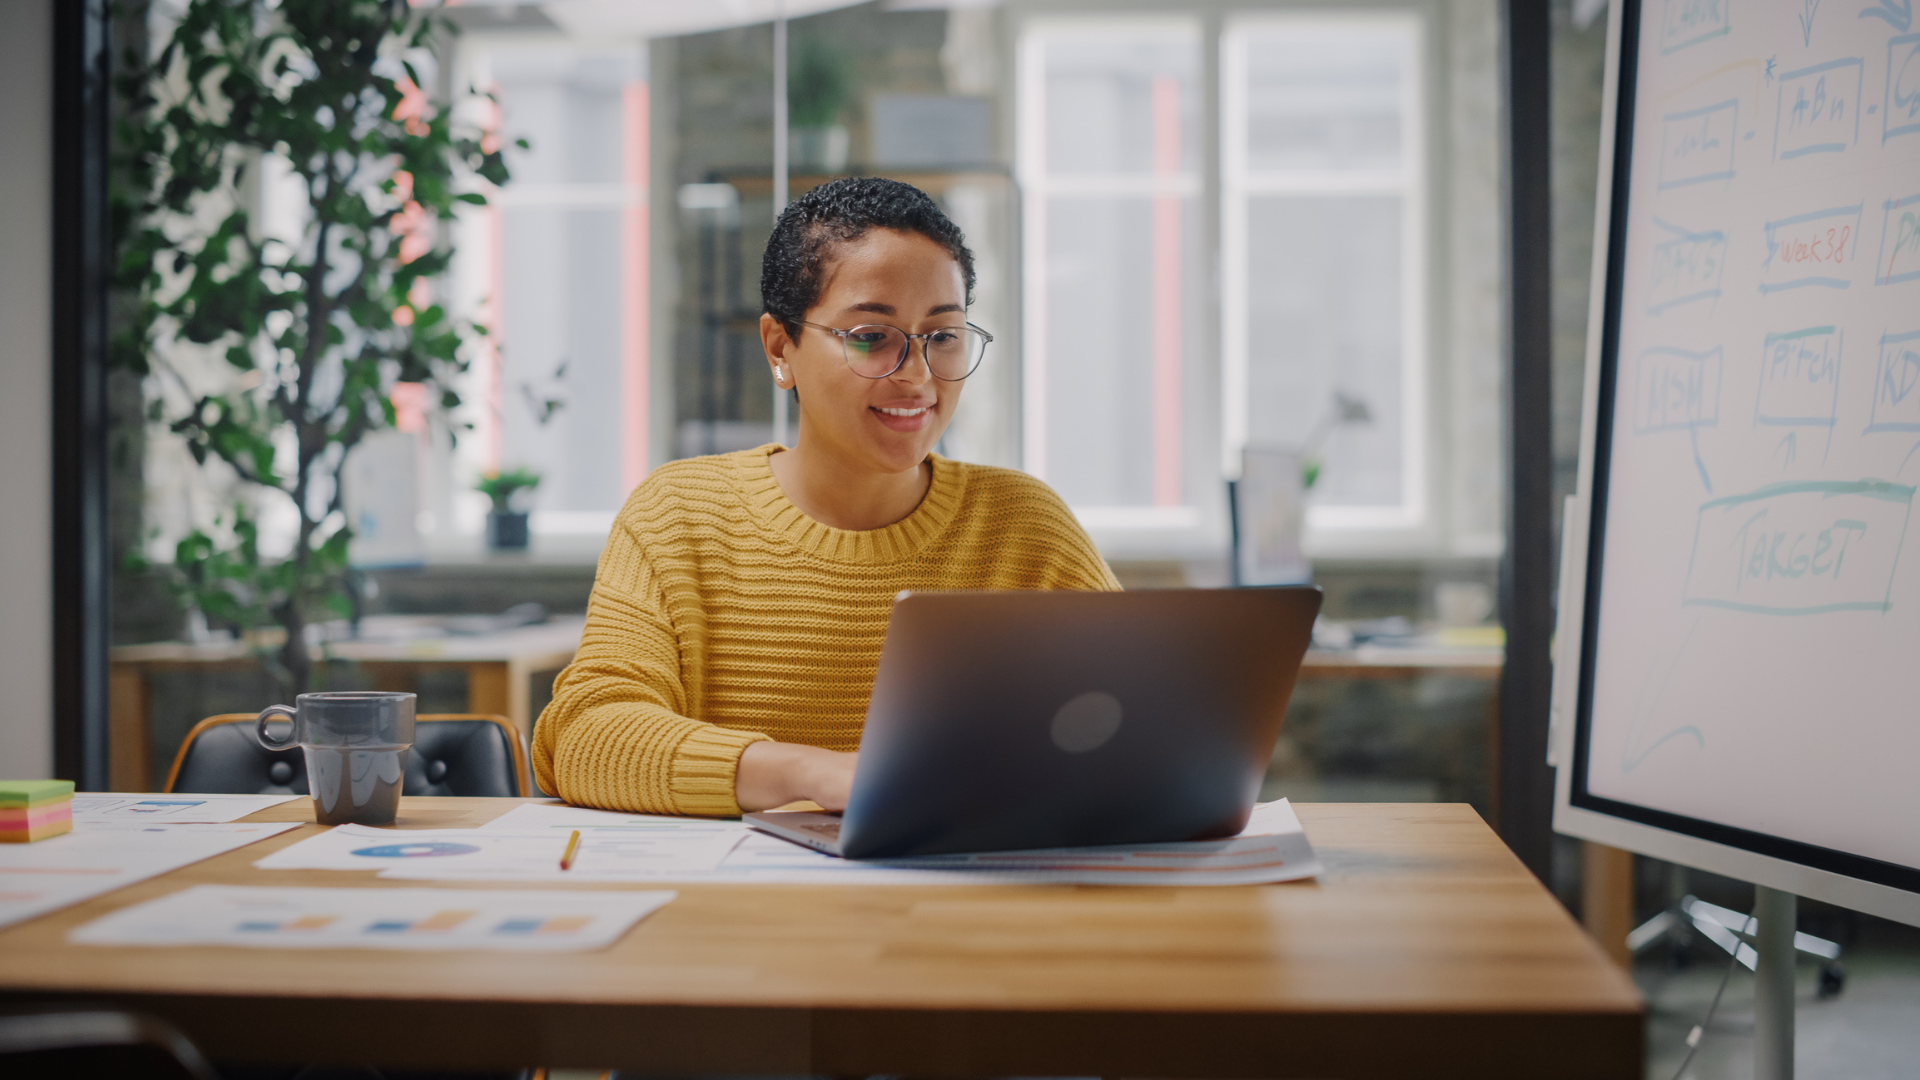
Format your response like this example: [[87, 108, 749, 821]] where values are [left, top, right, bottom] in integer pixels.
[[252, 823, 742, 880], [69, 885, 676, 952], [69, 793, 302, 823]]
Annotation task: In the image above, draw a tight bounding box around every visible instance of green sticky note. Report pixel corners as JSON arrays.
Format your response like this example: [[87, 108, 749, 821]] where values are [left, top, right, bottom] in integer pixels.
[[0, 780, 76, 807]]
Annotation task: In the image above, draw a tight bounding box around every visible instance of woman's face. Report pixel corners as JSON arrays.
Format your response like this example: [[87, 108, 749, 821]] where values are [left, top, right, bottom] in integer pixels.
[[769, 228, 968, 476]]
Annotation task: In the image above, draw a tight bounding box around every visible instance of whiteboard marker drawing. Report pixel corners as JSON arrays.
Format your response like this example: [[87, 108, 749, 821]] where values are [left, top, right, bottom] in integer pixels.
[[1617, 616, 1706, 774], [1661, 0, 1734, 54], [1635, 345, 1725, 490], [1753, 326, 1844, 465], [1661, 100, 1741, 188], [1801, 0, 1825, 47], [1772, 57, 1865, 159], [1866, 329, 1920, 433], [1882, 33, 1919, 142], [1648, 217, 1729, 312], [1858, 1, 1912, 32], [1680, 478, 1914, 614], [1874, 192, 1920, 284], [1759, 204, 1865, 292]]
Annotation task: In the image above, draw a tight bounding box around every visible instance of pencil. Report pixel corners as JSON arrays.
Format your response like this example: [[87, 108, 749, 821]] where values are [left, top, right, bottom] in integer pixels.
[[559, 829, 581, 871]]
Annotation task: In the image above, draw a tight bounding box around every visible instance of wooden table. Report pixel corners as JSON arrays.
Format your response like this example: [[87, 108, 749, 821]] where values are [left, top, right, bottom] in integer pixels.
[[1300, 644, 1504, 817], [1302, 644, 1503, 679], [0, 798, 1641, 1078], [109, 618, 584, 790]]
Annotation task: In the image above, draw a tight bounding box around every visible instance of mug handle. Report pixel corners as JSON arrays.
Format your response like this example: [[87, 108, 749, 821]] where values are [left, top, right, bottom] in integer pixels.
[[255, 704, 298, 750]]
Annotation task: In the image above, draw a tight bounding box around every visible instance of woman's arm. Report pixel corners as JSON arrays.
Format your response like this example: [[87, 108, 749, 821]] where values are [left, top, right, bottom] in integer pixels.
[[533, 521, 776, 816]]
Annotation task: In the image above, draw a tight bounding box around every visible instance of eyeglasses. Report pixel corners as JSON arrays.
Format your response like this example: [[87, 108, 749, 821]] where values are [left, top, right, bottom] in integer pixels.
[[796, 320, 993, 382]]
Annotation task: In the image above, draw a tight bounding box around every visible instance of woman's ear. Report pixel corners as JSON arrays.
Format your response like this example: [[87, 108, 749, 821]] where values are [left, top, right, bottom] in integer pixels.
[[760, 314, 790, 388]]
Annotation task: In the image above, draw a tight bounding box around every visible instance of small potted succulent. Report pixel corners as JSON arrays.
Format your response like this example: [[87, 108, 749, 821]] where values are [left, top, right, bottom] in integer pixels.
[[476, 468, 542, 550]]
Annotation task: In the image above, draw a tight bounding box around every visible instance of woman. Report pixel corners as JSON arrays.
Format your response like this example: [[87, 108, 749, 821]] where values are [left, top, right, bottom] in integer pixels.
[[533, 177, 1118, 816]]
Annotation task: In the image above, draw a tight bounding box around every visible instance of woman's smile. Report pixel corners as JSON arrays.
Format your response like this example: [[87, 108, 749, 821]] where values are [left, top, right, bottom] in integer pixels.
[[872, 398, 936, 431]]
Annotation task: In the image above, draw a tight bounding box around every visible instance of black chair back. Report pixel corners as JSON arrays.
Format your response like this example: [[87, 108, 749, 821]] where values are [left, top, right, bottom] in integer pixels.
[[0, 1009, 217, 1080], [166, 714, 527, 797]]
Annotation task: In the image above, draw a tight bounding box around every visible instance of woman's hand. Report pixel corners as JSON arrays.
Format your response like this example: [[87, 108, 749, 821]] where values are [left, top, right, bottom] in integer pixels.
[[735, 741, 858, 812]]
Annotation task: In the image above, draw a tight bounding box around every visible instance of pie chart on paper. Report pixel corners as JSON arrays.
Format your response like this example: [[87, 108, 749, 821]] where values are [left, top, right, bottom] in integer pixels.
[[350, 843, 482, 859]]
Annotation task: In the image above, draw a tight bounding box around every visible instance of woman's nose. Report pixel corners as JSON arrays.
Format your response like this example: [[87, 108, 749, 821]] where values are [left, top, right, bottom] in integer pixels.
[[890, 343, 934, 384]]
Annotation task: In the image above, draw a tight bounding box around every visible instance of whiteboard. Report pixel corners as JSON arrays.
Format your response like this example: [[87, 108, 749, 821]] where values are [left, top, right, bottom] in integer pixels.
[[1552, 0, 1920, 925]]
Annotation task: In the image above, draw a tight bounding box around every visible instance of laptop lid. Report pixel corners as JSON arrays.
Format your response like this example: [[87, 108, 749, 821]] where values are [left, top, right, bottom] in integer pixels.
[[834, 587, 1321, 859]]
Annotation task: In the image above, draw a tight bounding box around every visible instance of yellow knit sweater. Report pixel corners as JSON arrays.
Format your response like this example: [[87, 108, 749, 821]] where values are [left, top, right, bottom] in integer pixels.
[[532, 445, 1121, 816]]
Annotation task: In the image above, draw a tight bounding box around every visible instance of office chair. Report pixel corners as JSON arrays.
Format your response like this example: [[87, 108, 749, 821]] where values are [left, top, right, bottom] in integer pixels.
[[164, 713, 530, 798], [0, 1007, 218, 1080]]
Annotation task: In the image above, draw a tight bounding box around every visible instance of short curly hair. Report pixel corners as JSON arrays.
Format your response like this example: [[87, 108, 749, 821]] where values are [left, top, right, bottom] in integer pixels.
[[760, 177, 976, 336]]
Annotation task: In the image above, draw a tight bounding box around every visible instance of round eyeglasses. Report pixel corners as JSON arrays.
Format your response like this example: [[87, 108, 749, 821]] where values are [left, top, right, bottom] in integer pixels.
[[797, 320, 993, 382]]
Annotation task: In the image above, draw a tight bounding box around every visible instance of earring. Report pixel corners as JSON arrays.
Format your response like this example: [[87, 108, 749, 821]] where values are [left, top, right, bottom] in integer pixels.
[[774, 365, 784, 384]]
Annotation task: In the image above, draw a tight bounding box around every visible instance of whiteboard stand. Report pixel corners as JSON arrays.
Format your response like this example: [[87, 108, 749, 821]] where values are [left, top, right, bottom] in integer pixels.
[[1623, 878, 1845, 999], [1753, 886, 1795, 1080]]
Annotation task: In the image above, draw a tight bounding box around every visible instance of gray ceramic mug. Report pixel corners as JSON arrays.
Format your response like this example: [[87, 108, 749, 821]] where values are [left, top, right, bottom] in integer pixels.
[[256, 692, 416, 826]]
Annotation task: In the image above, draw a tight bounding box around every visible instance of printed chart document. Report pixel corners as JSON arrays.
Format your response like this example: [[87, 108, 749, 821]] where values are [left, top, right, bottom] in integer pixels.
[[458, 799, 1322, 886], [478, 801, 750, 837], [0, 821, 302, 929], [254, 824, 742, 881], [71, 793, 301, 824], [70, 885, 674, 952], [714, 799, 1322, 886]]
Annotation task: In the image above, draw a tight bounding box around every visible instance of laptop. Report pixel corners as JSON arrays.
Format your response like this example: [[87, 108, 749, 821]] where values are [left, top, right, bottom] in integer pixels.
[[745, 586, 1322, 859]]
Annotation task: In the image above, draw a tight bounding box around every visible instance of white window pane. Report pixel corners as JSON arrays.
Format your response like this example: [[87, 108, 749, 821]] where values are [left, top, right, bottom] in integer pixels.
[[1245, 195, 1403, 508], [497, 207, 629, 513], [1044, 197, 1158, 506], [1042, 32, 1200, 176], [462, 44, 647, 533], [1242, 26, 1404, 174], [493, 51, 632, 185], [1024, 24, 1202, 516]]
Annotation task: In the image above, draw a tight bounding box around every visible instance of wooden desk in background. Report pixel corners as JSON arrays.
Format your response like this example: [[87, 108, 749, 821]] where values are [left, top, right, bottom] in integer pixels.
[[0, 798, 1640, 1078], [1302, 644, 1505, 814], [109, 617, 585, 790]]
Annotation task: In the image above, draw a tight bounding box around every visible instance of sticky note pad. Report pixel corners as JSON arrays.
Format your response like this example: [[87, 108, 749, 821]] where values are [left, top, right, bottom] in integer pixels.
[[0, 780, 76, 842], [0, 780, 76, 808]]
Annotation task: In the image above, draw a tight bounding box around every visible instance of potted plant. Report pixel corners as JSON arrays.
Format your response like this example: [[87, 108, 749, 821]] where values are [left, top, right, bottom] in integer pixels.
[[789, 34, 852, 172], [113, 0, 514, 695], [476, 468, 542, 550]]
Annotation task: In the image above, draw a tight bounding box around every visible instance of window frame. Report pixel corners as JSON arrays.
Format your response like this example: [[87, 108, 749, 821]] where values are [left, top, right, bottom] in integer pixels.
[[1220, 9, 1431, 536], [444, 35, 652, 544], [1013, 5, 1455, 559], [1015, 15, 1213, 542]]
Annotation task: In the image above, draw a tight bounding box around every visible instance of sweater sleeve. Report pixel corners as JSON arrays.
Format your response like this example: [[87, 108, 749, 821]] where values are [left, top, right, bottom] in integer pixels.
[[532, 517, 769, 817], [1002, 468, 1124, 592]]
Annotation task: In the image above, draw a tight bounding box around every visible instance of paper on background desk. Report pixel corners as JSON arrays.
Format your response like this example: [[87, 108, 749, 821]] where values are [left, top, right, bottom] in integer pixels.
[[71, 793, 301, 824], [435, 798, 1321, 886], [0, 821, 302, 929], [254, 823, 742, 880], [70, 884, 673, 952]]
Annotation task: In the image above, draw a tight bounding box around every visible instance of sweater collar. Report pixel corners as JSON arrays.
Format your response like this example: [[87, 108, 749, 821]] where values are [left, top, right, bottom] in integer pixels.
[[734, 444, 966, 563]]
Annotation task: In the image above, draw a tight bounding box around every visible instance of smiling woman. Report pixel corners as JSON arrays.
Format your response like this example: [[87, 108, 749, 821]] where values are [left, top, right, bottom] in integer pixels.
[[532, 178, 1120, 817]]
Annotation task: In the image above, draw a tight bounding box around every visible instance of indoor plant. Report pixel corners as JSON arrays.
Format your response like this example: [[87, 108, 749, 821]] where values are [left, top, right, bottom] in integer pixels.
[[475, 468, 542, 550], [114, 0, 513, 694]]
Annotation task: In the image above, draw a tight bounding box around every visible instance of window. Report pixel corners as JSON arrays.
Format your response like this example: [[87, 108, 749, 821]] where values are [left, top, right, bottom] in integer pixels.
[[449, 43, 649, 540], [1018, 12, 1436, 552], [1017, 21, 1206, 534], [1224, 15, 1426, 531]]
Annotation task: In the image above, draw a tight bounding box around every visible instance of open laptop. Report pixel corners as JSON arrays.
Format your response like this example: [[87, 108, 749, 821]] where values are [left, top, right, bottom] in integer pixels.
[[746, 586, 1321, 859]]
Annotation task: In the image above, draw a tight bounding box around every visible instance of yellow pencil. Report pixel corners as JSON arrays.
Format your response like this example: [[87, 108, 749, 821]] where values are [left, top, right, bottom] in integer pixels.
[[559, 829, 582, 871]]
